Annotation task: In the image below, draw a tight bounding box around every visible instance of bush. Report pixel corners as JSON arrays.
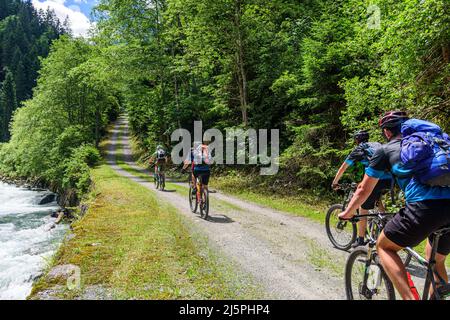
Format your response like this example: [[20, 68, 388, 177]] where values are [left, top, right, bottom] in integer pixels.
[[72, 144, 101, 167]]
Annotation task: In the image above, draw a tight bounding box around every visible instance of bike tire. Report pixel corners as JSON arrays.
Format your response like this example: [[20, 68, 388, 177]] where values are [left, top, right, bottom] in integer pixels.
[[189, 185, 198, 213], [325, 204, 357, 251], [155, 175, 159, 189], [160, 174, 165, 191], [345, 246, 396, 300], [200, 188, 209, 220], [430, 284, 450, 300]]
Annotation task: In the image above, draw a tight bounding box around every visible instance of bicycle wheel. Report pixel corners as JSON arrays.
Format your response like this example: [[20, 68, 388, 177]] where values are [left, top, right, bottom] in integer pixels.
[[430, 284, 450, 300], [200, 188, 209, 220], [325, 204, 357, 251], [154, 174, 159, 189], [159, 174, 165, 191], [189, 185, 198, 213], [345, 246, 396, 300]]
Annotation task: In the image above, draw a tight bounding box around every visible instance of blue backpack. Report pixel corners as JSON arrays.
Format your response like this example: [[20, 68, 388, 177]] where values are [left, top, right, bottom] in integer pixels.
[[400, 119, 450, 186]]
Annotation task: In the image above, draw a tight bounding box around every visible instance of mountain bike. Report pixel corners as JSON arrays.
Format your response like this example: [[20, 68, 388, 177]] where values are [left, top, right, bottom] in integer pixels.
[[325, 183, 358, 250], [345, 213, 450, 300], [188, 173, 209, 220], [188, 171, 197, 213], [154, 165, 165, 191]]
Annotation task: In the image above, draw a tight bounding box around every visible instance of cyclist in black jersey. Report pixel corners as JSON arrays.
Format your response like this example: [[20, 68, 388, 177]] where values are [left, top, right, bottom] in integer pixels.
[[332, 130, 392, 247]]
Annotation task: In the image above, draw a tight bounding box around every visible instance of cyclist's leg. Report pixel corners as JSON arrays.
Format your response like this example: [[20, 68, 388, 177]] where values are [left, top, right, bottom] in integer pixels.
[[154, 164, 159, 179], [426, 232, 450, 296], [377, 231, 414, 299], [193, 170, 201, 200], [357, 208, 368, 239], [379, 200, 450, 299], [377, 199, 386, 212], [359, 179, 389, 243], [201, 171, 210, 190]]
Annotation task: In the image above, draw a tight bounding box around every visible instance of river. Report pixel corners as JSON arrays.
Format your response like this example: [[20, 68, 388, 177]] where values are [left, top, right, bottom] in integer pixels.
[[0, 182, 68, 299]]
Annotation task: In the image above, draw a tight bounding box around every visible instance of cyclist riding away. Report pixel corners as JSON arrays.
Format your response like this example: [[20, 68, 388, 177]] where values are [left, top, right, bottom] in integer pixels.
[[332, 130, 392, 248], [339, 111, 450, 300], [183, 140, 212, 197], [150, 144, 168, 182]]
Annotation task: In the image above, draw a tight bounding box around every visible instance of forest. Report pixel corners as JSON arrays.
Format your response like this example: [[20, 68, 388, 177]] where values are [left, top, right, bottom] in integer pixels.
[[0, 0, 69, 141], [0, 0, 448, 203]]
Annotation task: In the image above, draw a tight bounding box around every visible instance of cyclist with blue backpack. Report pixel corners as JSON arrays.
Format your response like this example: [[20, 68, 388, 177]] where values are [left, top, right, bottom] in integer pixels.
[[332, 130, 393, 248], [339, 111, 450, 300]]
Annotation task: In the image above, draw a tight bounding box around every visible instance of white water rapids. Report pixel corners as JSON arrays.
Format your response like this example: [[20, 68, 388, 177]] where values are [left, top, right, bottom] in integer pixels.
[[0, 182, 68, 299]]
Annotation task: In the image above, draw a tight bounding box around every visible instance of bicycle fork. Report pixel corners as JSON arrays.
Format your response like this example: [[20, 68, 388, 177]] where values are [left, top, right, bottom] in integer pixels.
[[362, 245, 383, 298]]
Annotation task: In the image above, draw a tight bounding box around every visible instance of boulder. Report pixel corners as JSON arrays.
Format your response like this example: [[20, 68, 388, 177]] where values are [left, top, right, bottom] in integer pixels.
[[46, 264, 79, 282], [38, 193, 57, 205]]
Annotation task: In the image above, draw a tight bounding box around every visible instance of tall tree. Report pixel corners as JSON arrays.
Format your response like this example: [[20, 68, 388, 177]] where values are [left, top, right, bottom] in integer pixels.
[[0, 67, 17, 140]]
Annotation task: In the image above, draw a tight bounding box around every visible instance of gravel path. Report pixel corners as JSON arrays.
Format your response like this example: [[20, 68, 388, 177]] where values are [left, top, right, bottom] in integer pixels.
[[106, 116, 354, 300]]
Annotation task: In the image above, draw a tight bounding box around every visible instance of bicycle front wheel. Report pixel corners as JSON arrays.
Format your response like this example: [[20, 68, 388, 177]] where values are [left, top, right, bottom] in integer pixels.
[[325, 204, 356, 251], [345, 246, 395, 300]]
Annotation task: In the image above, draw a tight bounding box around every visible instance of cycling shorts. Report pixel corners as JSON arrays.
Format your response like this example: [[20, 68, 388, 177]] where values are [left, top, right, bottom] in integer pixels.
[[384, 199, 450, 255], [361, 179, 391, 210], [193, 169, 210, 186]]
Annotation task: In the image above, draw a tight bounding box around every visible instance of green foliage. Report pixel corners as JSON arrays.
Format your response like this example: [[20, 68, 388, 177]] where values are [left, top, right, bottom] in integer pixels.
[[0, 36, 120, 203], [62, 145, 100, 196], [0, 0, 67, 142], [2, 0, 449, 197]]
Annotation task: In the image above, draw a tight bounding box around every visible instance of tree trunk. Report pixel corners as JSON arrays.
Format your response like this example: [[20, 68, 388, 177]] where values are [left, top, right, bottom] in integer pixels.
[[234, 0, 248, 126]]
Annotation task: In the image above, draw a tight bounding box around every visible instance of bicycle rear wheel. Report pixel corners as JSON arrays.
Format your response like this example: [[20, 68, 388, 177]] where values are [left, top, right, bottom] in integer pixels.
[[189, 185, 198, 213], [200, 188, 209, 220], [345, 246, 395, 300], [154, 174, 159, 189], [159, 174, 165, 191], [430, 284, 450, 300], [325, 204, 357, 251]]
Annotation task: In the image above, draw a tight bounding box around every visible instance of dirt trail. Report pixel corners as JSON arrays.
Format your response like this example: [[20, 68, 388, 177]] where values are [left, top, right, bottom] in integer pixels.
[[107, 116, 352, 300]]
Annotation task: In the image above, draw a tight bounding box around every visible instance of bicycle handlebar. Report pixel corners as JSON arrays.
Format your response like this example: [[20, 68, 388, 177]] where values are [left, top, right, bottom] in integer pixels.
[[343, 212, 395, 223]]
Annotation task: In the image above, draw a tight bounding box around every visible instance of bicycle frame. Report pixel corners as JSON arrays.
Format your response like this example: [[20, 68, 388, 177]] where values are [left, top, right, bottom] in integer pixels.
[[403, 227, 450, 300], [349, 213, 450, 300]]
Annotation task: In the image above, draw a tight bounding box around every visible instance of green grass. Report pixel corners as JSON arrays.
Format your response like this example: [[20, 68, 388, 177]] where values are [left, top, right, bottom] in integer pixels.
[[29, 134, 262, 299], [211, 175, 327, 224]]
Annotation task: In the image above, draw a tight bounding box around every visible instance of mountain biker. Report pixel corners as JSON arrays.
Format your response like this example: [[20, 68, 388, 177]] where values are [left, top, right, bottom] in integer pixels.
[[183, 140, 212, 196], [339, 111, 450, 300], [150, 145, 168, 182], [332, 130, 393, 247]]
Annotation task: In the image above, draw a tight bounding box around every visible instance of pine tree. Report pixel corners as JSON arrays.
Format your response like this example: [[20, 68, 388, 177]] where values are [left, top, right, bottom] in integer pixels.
[[0, 68, 17, 141]]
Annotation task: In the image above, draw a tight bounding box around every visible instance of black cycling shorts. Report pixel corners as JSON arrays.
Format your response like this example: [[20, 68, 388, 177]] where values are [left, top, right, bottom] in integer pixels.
[[361, 178, 391, 210], [193, 170, 210, 186], [384, 199, 450, 255]]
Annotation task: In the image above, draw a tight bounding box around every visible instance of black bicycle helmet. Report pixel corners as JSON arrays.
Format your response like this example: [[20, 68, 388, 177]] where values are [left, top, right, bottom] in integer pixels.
[[378, 110, 409, 129], [353, 130, 369, 143]]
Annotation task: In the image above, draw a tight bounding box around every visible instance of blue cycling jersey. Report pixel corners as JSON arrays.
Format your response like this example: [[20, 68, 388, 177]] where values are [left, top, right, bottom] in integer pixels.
[[366, 139, 450, 203], [345, 142, 392, 180]]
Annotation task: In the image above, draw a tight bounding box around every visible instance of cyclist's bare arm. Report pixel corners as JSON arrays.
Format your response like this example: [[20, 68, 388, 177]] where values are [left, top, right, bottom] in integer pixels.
[[339, 174, 379, 219], [332, 162, 350, 187]]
